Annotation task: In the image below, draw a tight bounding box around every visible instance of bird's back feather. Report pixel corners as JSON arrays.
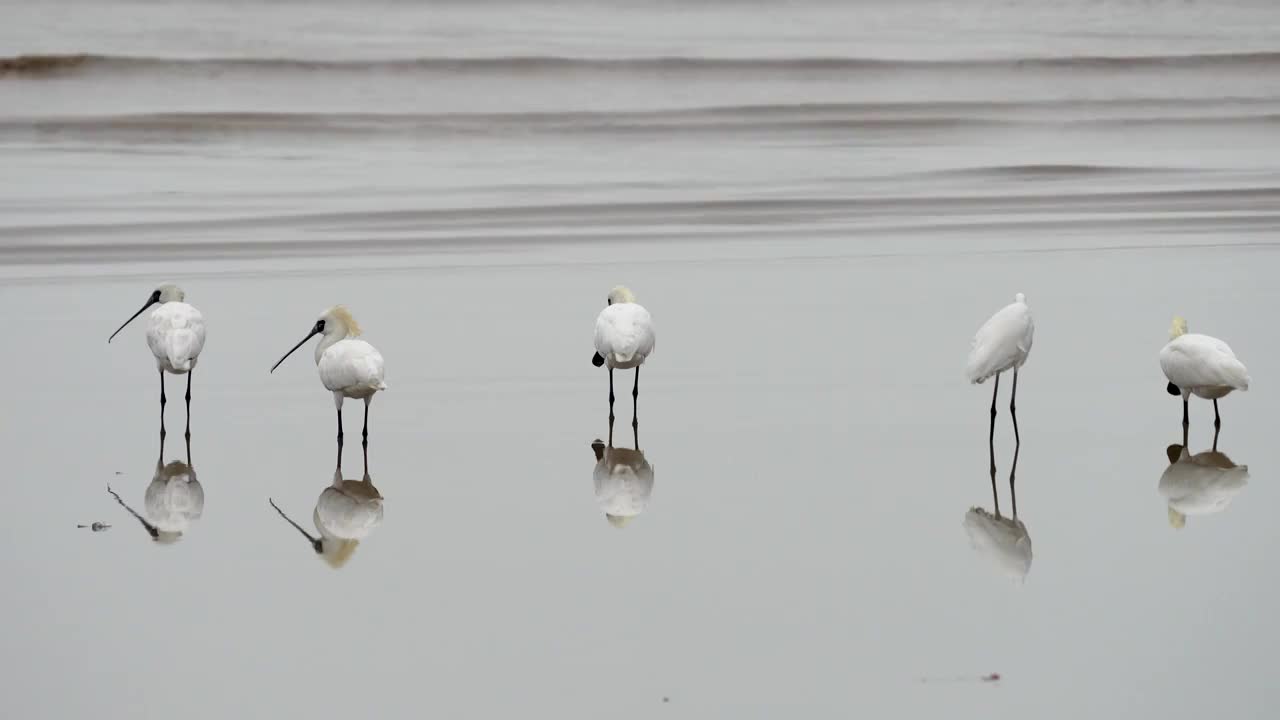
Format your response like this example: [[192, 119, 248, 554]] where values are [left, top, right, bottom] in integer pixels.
[[594, 303, 655, 368], [1160, 333, 1249, 392], [966, 300, 1034, 383], [147, 302, 206, 372]]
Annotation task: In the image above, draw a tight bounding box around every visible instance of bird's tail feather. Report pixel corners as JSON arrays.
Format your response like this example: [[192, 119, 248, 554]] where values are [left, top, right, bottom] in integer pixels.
[[166, 330, 199, 372], [614, 351, 635, 364]]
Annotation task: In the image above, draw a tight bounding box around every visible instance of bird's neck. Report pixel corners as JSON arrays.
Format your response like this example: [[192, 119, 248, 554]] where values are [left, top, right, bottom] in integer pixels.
[[314, 331, 347, 363]]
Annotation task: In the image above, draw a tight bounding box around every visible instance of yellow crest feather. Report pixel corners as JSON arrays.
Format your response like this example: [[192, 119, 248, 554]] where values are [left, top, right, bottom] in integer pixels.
[[329, 306, 361, 336], [1169, 316, 1187, 339]]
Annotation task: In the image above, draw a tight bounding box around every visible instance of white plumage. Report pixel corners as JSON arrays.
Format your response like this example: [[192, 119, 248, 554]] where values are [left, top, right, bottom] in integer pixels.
[[146, 301, 206, 374], [1159, 318, 1250, 400], [594, 288, 655, 370], [318, 338, 386, 399], [967, 293, 1034, 384]]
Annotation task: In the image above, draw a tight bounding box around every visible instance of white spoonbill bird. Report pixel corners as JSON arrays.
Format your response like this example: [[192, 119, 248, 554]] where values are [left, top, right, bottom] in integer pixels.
[[592, 286, 655, 426], [108, 283, 206, 436], [966, 292, 1034, 517], [271, 306, 386, 473], [1159, 316, 1249, 443]]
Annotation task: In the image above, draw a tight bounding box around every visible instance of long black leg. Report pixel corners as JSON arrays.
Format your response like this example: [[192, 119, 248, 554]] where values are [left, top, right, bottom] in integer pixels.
[[1213, 399, 1221, 432], [185, 431, 192, 467], [989, 373, 1001, 517], [362, 400, 370, 475], [336, 407, 344, 472], [159, 369, 167, 439], [1009, 368, 1020, 519], [631, 366, 639, 434], [184, 370, 192, 440], [1182, 398, 1189, 450], [608, 367, 616, 426]]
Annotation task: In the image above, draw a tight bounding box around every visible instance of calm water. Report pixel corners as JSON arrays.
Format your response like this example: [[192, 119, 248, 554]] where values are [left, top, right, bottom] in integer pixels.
[[3, 1, 1280, 718]]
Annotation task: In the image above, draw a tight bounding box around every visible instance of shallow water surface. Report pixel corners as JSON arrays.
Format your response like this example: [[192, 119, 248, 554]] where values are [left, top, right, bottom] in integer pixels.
[[3, 1, 1280, 718]]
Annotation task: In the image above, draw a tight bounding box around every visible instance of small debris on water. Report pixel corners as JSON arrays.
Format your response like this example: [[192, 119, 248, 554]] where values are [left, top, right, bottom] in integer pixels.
[[662, 697, 669, 703], [77, 522, 112, 532], [919, 672, 1002, 685]]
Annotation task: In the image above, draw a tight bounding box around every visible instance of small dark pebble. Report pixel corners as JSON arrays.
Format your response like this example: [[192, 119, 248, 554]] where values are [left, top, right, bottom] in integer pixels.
[[662, 697, 669, 703]]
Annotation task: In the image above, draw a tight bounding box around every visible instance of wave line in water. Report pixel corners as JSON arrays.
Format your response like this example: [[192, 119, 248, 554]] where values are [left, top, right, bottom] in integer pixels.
[[4, 98, 1277, 139], [6, 51, 1280, 79]]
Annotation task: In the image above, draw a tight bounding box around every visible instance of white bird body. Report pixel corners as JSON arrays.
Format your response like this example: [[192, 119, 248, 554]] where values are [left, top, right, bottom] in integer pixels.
[[595, 302, 655, 370], [967, 294, 1034, 384], [963, 507, 1032, 582], [1159, 447, 1249, 527], [1160, 324, 1250, 400], [318, 338, 386, 400], [593, 446, 654, 528], [147, 301, 206, 374]]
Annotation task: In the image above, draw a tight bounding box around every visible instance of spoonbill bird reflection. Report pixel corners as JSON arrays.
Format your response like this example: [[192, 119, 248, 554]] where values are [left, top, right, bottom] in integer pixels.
[[107, 283, 206, 438], [592, 414, 654, 529], [1159, 316, 1250, 448], [269, 468, 385, 569], [964, 422, 1032, 581], [592, 286, 655, 430], [106, 429, 203, 544], [967, 292, 1033, 517], [1159, 428, 1249, 530], [271, 306, 386, 473]]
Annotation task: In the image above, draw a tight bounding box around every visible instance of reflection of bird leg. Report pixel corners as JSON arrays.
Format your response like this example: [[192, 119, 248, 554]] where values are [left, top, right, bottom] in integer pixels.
[[1182, 398, 1189, 449], [608, 368, 616, 427], [268, 498, 323, 553], [608, 411, 615, 448], [633, 414, 640, 450], [989, 373, 1001, 517], [184, 370, 192, 441], [1009, 368, 1020, 519], [1212, 420, 1221, 453], [185, 430, 192, 467], [1213, 399, 1221, 436], [159, 369, 167, 440], [107, 484, 159, 539], [362, 397, 370, 476]]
